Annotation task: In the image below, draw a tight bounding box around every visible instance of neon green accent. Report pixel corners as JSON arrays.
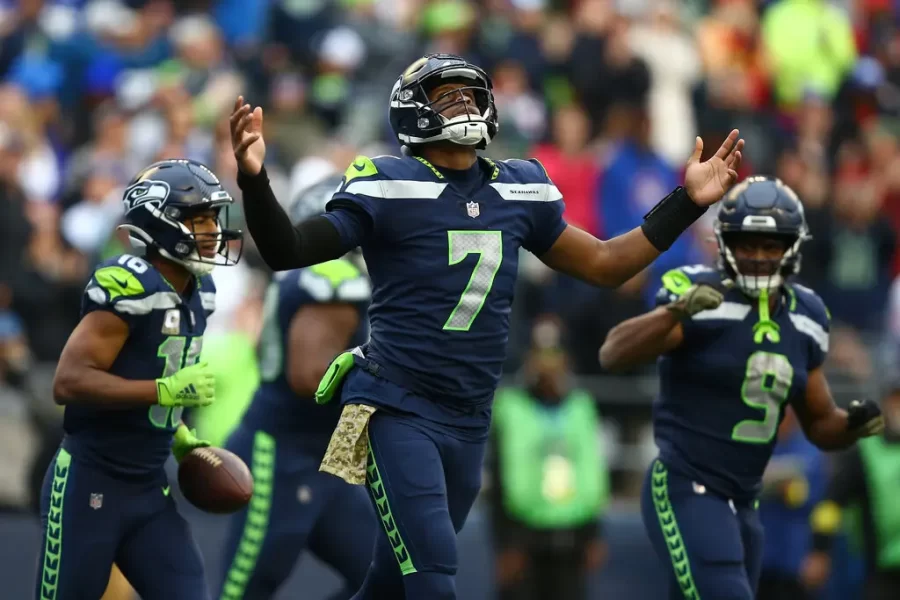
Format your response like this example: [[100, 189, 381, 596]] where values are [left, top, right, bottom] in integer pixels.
[[316, 351, 356, 405], [824, 305, 832, 321], [753, 499, 760, 510], [662, 269, 693, 297], [481, 158, 500, 180], [343, 155, 378, 185], [257, 282, 282, 382], [443, 231, 503, 331], [150, 336, 202, 429], [94, 266, 145, 302], [162, 486, 171, 497], [194, 333, 260, 446], [220, 431, 275, 600], [732, 352, 793, 444], [786, 287, 797, 312], [493, 387, 608, 528], [752, 289, 781, 344], [413, 156, 444, 179], [650, 460, 699, 599], [366, 438, 417, 575], [40, 449, 71, 600], [310, 259, 362, 288], [859, 436, 900, 568]]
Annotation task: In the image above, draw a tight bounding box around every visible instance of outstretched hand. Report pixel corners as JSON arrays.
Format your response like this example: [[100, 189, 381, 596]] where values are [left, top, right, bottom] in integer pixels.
[[230, 96, 266, 176], [683, 129, 745, 207]]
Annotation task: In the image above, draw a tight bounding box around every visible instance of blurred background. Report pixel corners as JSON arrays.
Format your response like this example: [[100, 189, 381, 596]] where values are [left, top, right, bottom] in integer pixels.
[[1, 0, 899, 598]]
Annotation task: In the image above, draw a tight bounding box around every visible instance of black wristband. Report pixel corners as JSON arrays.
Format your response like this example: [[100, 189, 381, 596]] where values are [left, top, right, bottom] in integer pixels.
[[236, 165, 269, 192], [640, 186, 708, 252]]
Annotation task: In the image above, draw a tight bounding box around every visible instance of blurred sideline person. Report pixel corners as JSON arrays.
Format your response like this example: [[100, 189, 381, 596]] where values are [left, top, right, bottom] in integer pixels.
[[805, 379, 900, 600], [756, 406, 827, 600], [490, 319, 609, 600]]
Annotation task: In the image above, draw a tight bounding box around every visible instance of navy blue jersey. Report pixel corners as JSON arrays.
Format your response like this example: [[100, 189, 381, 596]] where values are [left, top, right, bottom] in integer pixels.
[[322, 155, 567, 410], [62, 254, 215, 476], [241, 259, 370, 449], [652, 264, 830, 501]]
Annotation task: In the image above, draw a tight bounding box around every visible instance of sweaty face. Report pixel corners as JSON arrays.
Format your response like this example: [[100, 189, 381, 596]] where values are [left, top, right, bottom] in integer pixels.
[[427, 82, 480, 120], [728, 234, 789, 277], [182, 208, 220, 258]]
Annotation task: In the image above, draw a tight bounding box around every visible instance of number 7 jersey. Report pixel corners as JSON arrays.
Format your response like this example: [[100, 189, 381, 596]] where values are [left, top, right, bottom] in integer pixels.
[[322, 155, 567, 410], [62, 254, 215, 476], [653, 265, 830, 501]]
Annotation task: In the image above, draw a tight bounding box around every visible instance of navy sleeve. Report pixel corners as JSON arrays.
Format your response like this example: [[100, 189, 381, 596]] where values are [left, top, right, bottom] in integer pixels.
[[790, 284, 830, 371], [324, 155, 385, 249], [523, 159, 568, 256]]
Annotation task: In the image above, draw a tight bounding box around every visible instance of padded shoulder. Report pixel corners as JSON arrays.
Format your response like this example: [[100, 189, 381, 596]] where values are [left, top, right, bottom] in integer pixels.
[[655, 264, 721, 305], [496, 158, 553, 184], [294, 259, 371, 304], [789, 283, 830, 328], [84, 254, 172, 318]]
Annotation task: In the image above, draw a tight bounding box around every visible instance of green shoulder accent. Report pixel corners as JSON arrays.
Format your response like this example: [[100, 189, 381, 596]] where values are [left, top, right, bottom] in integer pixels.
[[824, 305, 832, 321], [786, 286, 797, 311], [481, 157, 500, 180], [661, 269, 692, 297], [343, 155, 379, 185], [94, 266, 145, 302], [414, 156, 444, 179], [309, 259, 362, 289]]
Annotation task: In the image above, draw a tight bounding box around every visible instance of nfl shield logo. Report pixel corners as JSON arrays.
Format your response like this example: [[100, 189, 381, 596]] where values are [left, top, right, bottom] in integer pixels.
[[89, 493, 103, 510], [466, 201, 480, 218]]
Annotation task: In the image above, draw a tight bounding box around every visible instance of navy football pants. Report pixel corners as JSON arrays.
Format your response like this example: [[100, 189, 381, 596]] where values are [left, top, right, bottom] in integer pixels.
[[351, 411, 486, 600], [35, 448, 207, 600], [641, 459, 764, 600], [217, 426, 375, 600]]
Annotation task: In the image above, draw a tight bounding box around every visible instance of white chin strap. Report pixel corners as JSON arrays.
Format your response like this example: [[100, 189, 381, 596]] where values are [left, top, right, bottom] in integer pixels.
[[440, 114, 490, 146]]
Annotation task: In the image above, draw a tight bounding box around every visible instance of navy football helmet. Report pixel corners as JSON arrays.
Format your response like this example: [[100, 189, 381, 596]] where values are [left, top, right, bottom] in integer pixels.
[[389, 54, 498, 152], [714, 176, 810, 297], [118, 159, 242, 276]]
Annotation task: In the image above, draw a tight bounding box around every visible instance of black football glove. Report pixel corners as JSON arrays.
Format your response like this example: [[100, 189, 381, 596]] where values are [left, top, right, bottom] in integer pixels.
[[846, 399, 884, 437]]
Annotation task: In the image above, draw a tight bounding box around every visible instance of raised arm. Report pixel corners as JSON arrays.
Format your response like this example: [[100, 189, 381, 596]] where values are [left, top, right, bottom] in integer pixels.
[[540, 131, 744, 287], [230, 97, 349, 271]]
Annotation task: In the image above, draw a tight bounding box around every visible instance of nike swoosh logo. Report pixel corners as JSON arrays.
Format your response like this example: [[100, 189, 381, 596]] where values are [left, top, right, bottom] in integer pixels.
[[162, 486, 170, 497], [111, 276, 129, 289], [352, 162, 366, 172]]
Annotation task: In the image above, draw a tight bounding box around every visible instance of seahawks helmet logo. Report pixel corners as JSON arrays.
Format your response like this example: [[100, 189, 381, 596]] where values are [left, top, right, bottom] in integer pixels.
[[402, 57, 428, 83], [123, 180, 170, 213]]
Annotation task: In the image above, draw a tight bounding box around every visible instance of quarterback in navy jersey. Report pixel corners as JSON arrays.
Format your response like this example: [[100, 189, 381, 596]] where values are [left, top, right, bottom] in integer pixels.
[[37, 159, 242, 600], [600, 176, 885, 600], [231, 53, 746, 600], [216, 175, 377, 600]]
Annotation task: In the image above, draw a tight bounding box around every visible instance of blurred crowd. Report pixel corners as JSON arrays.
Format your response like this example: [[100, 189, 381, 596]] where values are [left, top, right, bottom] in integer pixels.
[[2, 0, 900, 595]]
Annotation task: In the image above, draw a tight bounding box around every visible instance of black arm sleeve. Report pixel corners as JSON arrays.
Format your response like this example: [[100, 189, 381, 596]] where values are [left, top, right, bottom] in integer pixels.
[[237, 166, 346, 271]]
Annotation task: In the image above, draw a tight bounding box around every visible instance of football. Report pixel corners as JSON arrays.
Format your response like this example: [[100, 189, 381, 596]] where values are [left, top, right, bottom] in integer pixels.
[[177, 447, 253, 514]]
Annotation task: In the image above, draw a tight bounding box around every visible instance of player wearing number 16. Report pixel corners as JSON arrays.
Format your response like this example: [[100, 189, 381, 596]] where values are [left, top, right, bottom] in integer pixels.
[[231, 53, 744, 600], [36, 159, 243, 600], [600, 176, 885, 600]]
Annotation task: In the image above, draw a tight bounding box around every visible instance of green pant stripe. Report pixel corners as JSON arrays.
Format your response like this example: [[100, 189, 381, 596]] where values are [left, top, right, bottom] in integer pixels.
[[366, 435, 417, 575], [219, 431, 275, 600], [40, 449, 72, 600], [651, 460, 700, 600]]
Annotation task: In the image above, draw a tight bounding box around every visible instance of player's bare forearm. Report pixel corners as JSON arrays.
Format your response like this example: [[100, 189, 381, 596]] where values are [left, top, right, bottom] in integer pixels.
[[53, 310, 158, 406], [53, 366, 158, 407], [794, 368, 859, 450], [237, 166, 345, 271], [287, 303, 360, 397], [541, 225, 660, 288], [599, 307, 684, 372]]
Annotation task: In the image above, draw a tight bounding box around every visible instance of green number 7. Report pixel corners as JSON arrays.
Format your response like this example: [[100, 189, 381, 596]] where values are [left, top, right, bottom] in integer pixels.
[[443, 231, 503, 331]]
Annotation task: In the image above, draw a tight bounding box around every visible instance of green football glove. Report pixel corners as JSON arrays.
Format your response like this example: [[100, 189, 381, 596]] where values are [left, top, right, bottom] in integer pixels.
[[666, 284, 724, 318], [156, 362, 215, 408], [172, 424, 211, 463]]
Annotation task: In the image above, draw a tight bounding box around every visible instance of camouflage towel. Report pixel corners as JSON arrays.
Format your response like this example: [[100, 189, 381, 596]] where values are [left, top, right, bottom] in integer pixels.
[[319, 403, 377, 485]]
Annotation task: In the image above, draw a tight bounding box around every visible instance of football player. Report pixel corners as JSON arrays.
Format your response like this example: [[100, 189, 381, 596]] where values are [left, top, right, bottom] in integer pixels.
[[37, 159, 243, 600], [599, 176, 884, 599], [230, 53, 745, 599], [216, 174, 376, 600]]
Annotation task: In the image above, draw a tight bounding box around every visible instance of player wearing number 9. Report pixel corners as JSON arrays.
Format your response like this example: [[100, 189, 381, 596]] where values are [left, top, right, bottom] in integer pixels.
[[231, 53, 744, 600], [38, 159, 243, 600], [600, 176, 884, 600]]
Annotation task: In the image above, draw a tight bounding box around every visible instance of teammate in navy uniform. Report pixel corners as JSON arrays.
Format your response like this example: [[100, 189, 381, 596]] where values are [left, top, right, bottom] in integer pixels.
[[37, 159, 243, 600], [230, 53, 746, 599], [216, 175, 376, 600], [600, 176, 885, 600]]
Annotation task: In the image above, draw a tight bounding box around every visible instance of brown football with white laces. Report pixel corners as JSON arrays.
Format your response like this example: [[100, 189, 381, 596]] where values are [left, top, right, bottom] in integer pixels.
[[177, 447, 253, 514]]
